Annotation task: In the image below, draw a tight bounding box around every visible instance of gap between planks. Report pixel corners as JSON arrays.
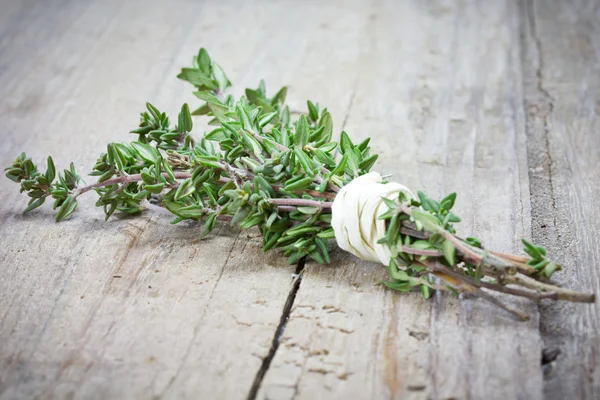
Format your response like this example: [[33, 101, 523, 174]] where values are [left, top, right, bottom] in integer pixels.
[[246, 258, 306, 400]]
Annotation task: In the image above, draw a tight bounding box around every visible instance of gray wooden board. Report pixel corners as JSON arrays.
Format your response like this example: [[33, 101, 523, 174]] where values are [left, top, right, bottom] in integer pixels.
[[521, 0, 600, 398], [261, 1, 543, 398], [0, 0, 598, 399]]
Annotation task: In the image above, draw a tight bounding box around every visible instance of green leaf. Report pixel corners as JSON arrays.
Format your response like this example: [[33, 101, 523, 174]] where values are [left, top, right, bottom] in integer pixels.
[[240, 130, 263, 157], [319, 142, 337, 154], [522, 239, 541, 258], [409, 240, 433, 250], [359, 154, 378, 172], [259, 112, 278, 128], [417, 191, 440, 213], [421, 284, 432, 299], [317, 178, 329, 192], [537, 245, 547, 257], [202, 182, 218, 205], [131, 142, 161, 164], [297, 206, 319, 214], [192, 103, 210, 116], [313, 149, 336, 168], [236, 103, 254, 131], [130, 126, 153, 135], [107, 144, 123, 170], [317, 228, 335, 239], [293, 146, 315, 177], [295, 114, 310, 147], [329, 154, 348, 176], [381, 197, 398, 210], [307, 100, 318, 122], [383, 281, 414, 292], [177, 68, 217, 89], [258, 80, 266, 96], [446, 213, 461, 223], [466, 236, 482, 248], [200, 213, 218, 239], [245, 88, 259, 103], [339, 131, 353, 154], [195, 156, 222, 169], [174, 178, 195, 200], [24, 197, 46, 214], [440, 192, 457, 211], [529, 259, 549, 270], [543, 261, 559, 278], [197, 48, 212, 75], [56, 195, 78, 222], [180, 103, 193, 132], [308, 126, 325, 143], [378, 209, 397, 220], [145, 183, 165, 194], [231, 206, 251, 226], [357, 138, 371, 152], [205, 127, 228, 141], [5, 168, 22, 183], [387, 259, 410, 281], [412, 210, 442, 232], [263, 232, 282, 251], [207, 101, 229, 121], [317, 111, 333, 142], [178, 205, 207, 218], [160, 132, 180, 141], [163, 201, 205, 219], [194, 90, 222, 103], [212, 62, 231, 91], [283, 176, 313, 191], [265, 212, 278, 229], [254, 175, 275, 197], [386, 213, 400, 245], [221, 121, 240, 136], [146, 102, 162, 121], [104, 203, 117, 221], [163, 159, 176, 183], [272, 86, 288, 106], [45, 157, 56, 182], [345, 151, 359, 177], [442, 240, 456, 265]]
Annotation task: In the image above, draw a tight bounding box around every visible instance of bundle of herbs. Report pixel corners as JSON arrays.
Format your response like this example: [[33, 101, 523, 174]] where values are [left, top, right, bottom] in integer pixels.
[[5, 49, 594, 320]]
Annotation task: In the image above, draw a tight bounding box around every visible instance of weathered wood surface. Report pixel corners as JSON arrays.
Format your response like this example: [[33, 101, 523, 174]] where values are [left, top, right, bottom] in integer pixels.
[[0, 0, 598, 399], [521, 0, 600, 398]]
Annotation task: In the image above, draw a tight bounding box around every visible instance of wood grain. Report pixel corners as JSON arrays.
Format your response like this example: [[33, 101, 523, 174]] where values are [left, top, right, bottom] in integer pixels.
[[521, 0, 600, 398], [0, 0, 598, 399], [0, 1, 303, 398], [260, 1, 543, 398]]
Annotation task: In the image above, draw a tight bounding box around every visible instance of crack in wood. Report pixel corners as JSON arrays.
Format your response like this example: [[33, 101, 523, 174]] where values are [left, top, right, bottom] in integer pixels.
[[341, 83, 357, 132], [519, 0, 577, 395], [246, 257, 305, 400], [526, 0, 559, 235]]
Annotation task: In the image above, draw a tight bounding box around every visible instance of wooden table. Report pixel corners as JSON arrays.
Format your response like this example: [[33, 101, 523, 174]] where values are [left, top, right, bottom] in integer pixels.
[[1, 0, 598, 399]]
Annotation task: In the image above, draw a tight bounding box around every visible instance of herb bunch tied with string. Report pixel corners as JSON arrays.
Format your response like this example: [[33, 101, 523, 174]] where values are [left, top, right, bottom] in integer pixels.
[[5, 48, 595, 320]]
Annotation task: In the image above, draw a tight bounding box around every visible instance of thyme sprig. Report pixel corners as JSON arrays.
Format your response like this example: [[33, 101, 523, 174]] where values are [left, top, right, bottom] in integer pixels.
[[5, 48, 594, 319], [376, 191, 593, 319]]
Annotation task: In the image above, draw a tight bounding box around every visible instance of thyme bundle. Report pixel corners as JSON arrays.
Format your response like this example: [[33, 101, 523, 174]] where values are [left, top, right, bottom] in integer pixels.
[[5, 48, 594, 320]]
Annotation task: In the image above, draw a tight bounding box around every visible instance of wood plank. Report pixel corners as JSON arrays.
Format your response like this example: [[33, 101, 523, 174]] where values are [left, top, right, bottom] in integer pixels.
[[0, 0, 370, 398], [1, 0, 598, 399], [260, 1, 545, 399], [152, 2, 365, 399], [520, 0, 600, 398], [0, 1, 310, 398]]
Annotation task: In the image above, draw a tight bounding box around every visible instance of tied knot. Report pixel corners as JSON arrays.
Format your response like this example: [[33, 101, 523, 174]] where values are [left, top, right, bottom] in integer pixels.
[[331, 172, 416, 265]]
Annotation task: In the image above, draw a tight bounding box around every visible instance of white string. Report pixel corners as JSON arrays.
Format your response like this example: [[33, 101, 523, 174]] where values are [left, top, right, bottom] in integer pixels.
[[331, 172, 416, 265]]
